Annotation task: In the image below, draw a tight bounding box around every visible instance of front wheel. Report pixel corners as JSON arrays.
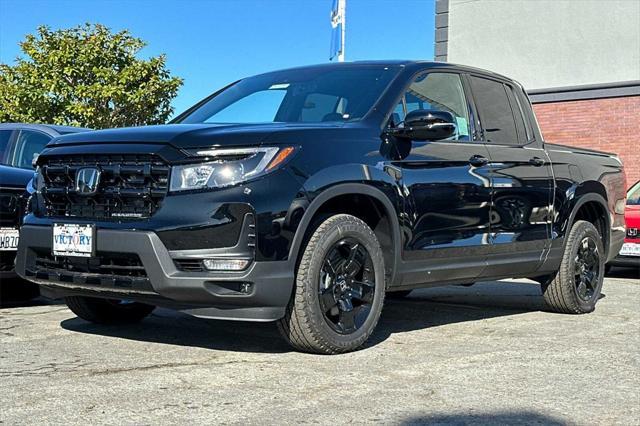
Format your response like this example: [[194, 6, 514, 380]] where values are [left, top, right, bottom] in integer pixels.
[[542, 220, 605, 314], [65, 296, 155, 324], [278, 214, 386, 354]]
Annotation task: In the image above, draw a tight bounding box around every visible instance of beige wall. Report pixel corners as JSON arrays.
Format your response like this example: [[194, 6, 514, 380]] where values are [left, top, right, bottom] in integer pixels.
[[444, 0, 640, 90]]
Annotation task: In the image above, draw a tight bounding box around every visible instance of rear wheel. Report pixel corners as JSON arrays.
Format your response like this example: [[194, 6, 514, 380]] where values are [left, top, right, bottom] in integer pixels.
[[278, 214, 386, 354], [65, 296, 155, 324], [542, 220, 604, 314]]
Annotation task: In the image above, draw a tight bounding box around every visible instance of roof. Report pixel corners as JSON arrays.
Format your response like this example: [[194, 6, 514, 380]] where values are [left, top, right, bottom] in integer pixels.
[[251, 60, 517, 84], [0, 123, 92, 135]]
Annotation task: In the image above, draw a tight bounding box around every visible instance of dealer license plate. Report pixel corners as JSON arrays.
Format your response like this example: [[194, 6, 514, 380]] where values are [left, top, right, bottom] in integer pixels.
[[0, 228, 19, 251], [619, 242, 640, 257], [52, 224, 95, 257]]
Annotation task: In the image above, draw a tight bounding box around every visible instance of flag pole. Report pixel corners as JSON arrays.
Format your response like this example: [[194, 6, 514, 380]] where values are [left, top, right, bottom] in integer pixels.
[[338, 0, 346, 62]]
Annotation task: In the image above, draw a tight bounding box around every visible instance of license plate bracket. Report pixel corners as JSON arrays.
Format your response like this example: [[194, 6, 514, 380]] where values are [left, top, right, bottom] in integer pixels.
[[52, 224, 95, 258]]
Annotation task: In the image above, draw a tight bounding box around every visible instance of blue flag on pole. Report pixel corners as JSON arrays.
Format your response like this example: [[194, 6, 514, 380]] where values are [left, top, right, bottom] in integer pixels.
[[330, 0, 344, 61]]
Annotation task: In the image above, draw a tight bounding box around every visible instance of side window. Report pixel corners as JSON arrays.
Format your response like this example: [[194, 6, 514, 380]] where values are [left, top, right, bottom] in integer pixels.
[[505, 85, 528, 144], [517, 87, 542, 141], [469, 76, 518, 144], [300, 93, 347, 122], [0, 130, 13, 164], [394, 72, 471, 140], [12, 130, 51, 169]]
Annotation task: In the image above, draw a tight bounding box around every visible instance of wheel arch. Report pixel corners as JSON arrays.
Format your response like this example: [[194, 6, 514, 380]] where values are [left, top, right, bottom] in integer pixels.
[[566, 191, 611, 258], [288, 183, 402, 287]]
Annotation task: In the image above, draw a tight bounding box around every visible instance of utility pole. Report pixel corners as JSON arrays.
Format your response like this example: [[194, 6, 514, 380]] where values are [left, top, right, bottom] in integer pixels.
[[330, 0, 346, 62], [338, 0, 346, 62]]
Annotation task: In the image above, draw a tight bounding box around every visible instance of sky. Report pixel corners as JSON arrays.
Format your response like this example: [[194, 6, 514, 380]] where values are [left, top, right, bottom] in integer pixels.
[[0, 0, 435, 116]]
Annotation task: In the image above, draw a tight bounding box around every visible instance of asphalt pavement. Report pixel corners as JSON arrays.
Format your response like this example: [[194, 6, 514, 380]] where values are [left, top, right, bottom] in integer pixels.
[[1, 267, 638, 425]]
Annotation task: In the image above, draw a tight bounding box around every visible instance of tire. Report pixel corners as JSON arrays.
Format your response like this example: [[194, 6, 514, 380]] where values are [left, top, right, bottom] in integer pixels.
[[278, 214, 386, 354], [386, 290, 412, 299], [65, 296, 155, 324], [542, 220, 605, 314]]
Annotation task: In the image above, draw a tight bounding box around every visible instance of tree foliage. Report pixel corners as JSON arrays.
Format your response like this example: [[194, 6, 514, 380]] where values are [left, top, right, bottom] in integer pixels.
[[0, 24, 183, 129]]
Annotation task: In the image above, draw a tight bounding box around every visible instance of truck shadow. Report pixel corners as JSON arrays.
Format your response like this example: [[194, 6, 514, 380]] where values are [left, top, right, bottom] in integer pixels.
[[60, 280, 553, 354], [400, 410, 567, 425], [366, 280, 547, 348], [605, 266, 639, 279]]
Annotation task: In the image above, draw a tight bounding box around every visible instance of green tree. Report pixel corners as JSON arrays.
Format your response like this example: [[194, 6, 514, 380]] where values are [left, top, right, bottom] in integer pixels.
[[0, 24, 183, 129]]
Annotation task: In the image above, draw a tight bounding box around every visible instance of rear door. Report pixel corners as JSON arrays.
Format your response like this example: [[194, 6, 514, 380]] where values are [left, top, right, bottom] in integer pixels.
[[392, 71, 493, 284], [467, 75, 553, 275]]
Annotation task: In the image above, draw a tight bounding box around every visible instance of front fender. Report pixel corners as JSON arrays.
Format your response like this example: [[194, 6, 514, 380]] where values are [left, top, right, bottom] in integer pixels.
[[286, 164, 403, 285]]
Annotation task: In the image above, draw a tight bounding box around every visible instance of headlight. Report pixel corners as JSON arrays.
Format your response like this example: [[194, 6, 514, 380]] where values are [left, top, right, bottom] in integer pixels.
[[170, 146, 295, 192]]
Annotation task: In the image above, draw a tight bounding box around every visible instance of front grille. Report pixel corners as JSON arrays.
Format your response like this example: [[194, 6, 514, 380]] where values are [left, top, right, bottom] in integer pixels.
[[0, 189, 23, 227], [28, 250, 153, 292], [40, 154, 169, 220], [35, 251, 147, 278]]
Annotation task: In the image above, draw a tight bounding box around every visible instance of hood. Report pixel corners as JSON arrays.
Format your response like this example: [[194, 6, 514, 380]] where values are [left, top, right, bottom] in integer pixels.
[[47, 122, 343, 149], [0, 164, 34, 189]]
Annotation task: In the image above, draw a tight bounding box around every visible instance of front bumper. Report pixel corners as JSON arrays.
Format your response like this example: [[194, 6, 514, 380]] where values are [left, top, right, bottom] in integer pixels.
[[15, 225, 295, 321]]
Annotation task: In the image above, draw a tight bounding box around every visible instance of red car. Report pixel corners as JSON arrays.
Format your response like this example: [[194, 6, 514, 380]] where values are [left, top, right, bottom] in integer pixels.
[[609, 180, 640, 270]]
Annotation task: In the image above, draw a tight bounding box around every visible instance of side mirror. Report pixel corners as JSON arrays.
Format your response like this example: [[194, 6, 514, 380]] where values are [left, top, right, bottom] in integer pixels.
[[394, 109, 457, 141]]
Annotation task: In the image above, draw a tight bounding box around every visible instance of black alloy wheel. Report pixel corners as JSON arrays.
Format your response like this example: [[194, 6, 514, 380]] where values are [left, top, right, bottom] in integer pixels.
[[277, 214, 386, 354], [542, 220, 604, 314], [574, 236, 601, 301], [319, 238, 375, 334]]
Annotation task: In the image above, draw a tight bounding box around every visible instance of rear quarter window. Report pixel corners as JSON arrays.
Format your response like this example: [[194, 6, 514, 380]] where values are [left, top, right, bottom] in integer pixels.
[[469, 76, 518, 145]]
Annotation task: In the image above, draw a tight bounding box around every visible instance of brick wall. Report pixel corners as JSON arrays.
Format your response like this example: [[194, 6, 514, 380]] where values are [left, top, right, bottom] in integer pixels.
[[532, 96, 639, 187]]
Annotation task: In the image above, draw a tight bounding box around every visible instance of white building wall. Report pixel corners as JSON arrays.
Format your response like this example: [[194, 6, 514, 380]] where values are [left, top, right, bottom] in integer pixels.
[[438, 0, 640, 90]]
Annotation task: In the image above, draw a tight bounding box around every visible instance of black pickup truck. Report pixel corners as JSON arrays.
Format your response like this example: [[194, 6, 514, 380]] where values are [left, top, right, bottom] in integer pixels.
[[16, 61, 626, 354]]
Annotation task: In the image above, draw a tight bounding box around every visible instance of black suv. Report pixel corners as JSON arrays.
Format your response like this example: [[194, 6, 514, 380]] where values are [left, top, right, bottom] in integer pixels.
[[0, 123, 88, 300], [16, 62, 626, 353]]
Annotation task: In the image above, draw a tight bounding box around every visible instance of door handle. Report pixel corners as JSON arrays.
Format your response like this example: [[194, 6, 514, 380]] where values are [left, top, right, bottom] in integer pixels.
[[529, 157, 545, 167], [469, 155, 489, 167]]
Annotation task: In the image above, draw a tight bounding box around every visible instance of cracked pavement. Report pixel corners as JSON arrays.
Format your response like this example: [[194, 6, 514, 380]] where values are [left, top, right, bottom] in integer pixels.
[[1, 270, 638, 425]]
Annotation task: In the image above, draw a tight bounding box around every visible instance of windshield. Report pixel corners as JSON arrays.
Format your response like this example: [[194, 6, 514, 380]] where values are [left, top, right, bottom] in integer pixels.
[[1, 130, 51, 170], [627, 181, 640, 205], [177, 66, 400, 124]]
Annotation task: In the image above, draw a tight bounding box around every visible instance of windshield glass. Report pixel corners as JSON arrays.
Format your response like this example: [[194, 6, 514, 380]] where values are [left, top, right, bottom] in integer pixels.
[[1, 130, 51, 170], [177, 66, 400, 124], [627, 181, 640, 205]]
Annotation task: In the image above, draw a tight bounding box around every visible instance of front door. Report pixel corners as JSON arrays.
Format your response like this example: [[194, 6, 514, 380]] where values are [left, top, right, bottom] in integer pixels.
[[392, 72, 493, 285], [467, 75, 553, 275]]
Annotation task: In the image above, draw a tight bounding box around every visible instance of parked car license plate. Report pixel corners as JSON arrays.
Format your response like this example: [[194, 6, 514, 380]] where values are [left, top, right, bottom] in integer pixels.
[[619, 242, 640, 257], [52, 224, 95, 257], [0, 228, 19, 251]]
